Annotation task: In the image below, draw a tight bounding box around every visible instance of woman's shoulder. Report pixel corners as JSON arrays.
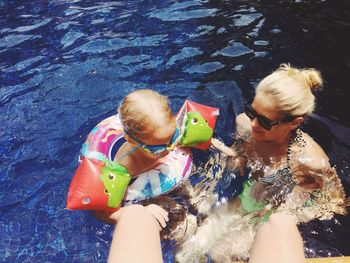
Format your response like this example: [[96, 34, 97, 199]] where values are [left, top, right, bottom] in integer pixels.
[[292, 131, 332, 191], [293, 131, 330, 172]]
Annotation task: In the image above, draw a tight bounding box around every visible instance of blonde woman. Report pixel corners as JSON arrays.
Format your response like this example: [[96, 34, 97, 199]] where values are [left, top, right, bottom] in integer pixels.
[[176, 64, 346, 262]]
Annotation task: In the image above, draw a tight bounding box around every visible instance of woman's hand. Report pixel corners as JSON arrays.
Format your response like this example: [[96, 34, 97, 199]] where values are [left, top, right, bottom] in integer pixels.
[[293, 170, 324, 192], [250, 181, 272, 202]]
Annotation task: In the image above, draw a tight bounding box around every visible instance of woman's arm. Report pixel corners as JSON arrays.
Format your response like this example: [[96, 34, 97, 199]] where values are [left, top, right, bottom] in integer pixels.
[[235, 112, 252, 136], [292, 134, 330, 191], [211, 113, 251, 176], [210, 112, 251, 157]]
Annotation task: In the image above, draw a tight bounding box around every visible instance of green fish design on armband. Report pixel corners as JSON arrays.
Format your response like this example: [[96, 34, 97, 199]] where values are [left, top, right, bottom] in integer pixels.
[[179, 111, 213, 147], [100, 161, 131, 208]]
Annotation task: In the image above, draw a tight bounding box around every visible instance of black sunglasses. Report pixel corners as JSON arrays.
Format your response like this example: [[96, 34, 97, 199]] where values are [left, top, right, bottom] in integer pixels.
[[244, 104, 294, 130]]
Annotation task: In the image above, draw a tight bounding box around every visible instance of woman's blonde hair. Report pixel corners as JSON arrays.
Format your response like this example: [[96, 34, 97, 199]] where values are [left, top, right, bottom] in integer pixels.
[[256, 63, 323, 117], [118, 89, 174, 139]]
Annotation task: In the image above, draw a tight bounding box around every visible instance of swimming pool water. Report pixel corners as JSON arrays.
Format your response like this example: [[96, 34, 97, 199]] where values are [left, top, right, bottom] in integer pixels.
[[1, 0, 350, 262]]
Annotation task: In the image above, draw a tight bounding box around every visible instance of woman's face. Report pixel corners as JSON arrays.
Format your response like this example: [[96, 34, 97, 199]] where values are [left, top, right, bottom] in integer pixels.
[[249, 93, 292, 142]]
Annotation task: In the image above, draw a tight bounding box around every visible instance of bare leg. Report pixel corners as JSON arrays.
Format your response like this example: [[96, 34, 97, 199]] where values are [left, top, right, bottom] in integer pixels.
[[108, 205, 163, 263], [249, 213, 305, 263]]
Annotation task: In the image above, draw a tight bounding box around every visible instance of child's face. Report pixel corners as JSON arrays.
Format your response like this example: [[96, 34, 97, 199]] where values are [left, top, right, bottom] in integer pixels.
[[147, 118, 177, 145], [130, 117, 178, 157]]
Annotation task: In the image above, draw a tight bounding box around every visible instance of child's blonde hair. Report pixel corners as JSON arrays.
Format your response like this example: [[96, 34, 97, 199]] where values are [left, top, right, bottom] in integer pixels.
[[256, 64, 323, 117], [118, 89, 174, 139]]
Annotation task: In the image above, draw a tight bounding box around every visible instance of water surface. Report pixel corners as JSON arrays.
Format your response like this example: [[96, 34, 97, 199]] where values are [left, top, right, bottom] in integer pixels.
[[1, 0, 350, 261]]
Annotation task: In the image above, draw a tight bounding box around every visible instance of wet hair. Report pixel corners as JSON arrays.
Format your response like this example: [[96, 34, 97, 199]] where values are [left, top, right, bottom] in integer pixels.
[[118, 89, 174, 139], [256, 63, 323, 117]]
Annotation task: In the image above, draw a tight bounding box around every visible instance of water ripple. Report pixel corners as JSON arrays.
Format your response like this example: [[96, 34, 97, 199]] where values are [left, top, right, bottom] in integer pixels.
[[148, 0, 217, 21], [232, 13, 263, 27], [11, 18, 52, 33], [184, 62, 224, 74], [213, 41, 253, 57], [1, 0, 349, 262], [166, 47, 203, 66], [0, 74, 44, 106], [77, 34, 168, 54], [0, 34, 39, 49], [61, 31, 85, 48], [2, 56, 45, 73]]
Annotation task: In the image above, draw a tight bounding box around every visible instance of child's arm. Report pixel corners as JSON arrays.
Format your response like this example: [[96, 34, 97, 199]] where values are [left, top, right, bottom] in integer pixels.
[[211, 138, 236, 156]]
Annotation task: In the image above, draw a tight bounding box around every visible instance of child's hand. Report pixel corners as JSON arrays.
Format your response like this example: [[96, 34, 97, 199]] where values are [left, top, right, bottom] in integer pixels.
[[211, 138, 236, 156], [144, 204, 169, 230], [103, 204, 169, 230], [109, 209, 123, 221]]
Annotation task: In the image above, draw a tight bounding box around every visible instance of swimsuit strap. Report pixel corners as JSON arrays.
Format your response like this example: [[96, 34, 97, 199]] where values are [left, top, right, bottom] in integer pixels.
[[116, 144, 141, 161], [259, 130, 299, 184]]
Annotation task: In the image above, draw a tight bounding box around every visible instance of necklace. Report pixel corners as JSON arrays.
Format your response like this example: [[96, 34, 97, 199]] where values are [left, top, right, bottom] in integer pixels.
[[287, 128, 307, 169], [255, 129, 307, 206], [286, 135, 293, 171], [259, 129, 306, 184]]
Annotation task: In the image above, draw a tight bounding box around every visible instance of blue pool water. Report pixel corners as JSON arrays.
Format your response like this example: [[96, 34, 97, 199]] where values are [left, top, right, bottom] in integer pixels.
[[1, 0, 350, 262]]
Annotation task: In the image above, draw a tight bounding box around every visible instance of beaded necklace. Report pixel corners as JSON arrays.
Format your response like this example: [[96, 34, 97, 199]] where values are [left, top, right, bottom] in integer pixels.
[[259, 129, 306, 184]]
